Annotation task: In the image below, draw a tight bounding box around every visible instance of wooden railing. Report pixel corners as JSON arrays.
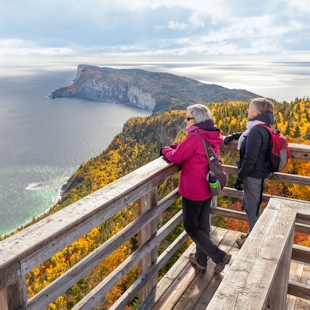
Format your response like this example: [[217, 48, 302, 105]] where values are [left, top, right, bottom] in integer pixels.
[[208, 197, 296, 309], [0, 141, 310, 309]]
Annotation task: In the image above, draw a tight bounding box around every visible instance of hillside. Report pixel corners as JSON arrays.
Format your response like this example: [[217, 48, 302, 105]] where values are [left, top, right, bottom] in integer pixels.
[[50, 65, 260, 113], [53, 98, 310, 211], [11, 98, 310, 309]]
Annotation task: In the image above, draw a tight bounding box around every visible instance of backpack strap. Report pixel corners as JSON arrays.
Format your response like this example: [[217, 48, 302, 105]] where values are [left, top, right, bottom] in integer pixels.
[[256, 123, 273, 134]]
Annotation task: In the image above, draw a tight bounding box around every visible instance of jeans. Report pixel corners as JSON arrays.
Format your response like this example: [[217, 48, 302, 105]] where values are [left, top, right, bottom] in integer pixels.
[[182, 197, 226, 266]]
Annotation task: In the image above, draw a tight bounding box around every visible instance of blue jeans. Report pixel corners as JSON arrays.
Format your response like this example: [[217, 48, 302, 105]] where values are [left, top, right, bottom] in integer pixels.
[[182, 197, 226, 266]]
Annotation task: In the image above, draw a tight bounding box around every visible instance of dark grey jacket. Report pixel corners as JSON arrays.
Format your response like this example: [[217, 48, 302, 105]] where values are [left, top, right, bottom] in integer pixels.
[[238, 112, 274, 180]]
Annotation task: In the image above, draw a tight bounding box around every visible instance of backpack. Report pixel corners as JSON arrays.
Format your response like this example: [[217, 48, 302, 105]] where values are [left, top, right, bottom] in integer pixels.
[[257, 124, 290, 172]]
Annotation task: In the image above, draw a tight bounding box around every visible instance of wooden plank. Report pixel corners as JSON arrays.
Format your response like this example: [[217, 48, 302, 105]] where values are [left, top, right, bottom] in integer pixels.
[[5, 276, 28, 310], [267, 218, 294, 309], [273, 198, 310, 216], [110, 231, 189, 310], [301, 262, 310, 286], [152, 263, 197, 310], [290, 260, 304, 283], [223, 164, 310, 186], [193, 230, 241, 310], [211, 206, 247, 221], [155, 227, 227, 310], [288, 280, 310, 300], [206, 200, 296, 310], [295, 223, 310, 234], [221, 140, 310, 160], [0, 289, 8, 310], [270, 172, 310, 186], [211, 204, 310, 234], [286, 294, 297, 310], [139, 227, 217, 310], [294, 297, 310, 309], [138, 242, 197, 310], [158, 227, 228, 310], [138, 188, 158, 302], [286, 142, 310, 160], [174, 229, 240, 310], [292, 245, 310, 263], [23, 192, 181, 309], [222, 188, 310, 208], [174, 264, 215, 310], [0, 157, 180, 290], [72, 211, 184, 310], [169, 228, 230, 310]]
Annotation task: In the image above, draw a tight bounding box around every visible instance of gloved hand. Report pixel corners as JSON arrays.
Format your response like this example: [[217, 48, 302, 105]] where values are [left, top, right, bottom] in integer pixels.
[[224, 132, 242, 145], [169, 142, 179, 149], [234, 177, 244, 191], [160, 146, 171, 157]]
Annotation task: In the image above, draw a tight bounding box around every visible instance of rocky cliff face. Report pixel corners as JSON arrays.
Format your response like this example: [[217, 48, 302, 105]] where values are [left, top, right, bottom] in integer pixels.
[[51, 64, 260, 113], [70, 66, 156, 110]]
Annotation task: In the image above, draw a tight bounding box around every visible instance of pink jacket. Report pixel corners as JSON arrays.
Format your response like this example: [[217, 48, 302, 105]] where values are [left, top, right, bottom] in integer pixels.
[[161, 125, 223, 201]]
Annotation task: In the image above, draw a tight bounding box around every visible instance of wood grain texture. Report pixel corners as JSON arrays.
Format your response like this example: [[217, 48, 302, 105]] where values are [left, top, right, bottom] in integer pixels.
[[207, 199, 296, 310]]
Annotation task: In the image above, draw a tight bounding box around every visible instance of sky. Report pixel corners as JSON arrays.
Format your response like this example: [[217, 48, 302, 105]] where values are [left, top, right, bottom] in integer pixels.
[[1, 0, 310, 64]]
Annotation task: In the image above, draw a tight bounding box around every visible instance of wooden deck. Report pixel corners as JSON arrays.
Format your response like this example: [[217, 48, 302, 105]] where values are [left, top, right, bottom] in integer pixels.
[[138, 226, 310, 310]]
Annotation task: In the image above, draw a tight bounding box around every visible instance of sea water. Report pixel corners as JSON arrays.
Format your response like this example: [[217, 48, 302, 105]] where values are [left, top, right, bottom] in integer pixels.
[[0, 61, 309, 236], [0, 68, 150, 236]]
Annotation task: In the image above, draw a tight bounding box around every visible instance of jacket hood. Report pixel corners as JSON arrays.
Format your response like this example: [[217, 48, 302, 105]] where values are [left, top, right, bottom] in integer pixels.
[[195, 119, 220, 131], [187, 123, 223, 148], [250, 111, 274, 125]]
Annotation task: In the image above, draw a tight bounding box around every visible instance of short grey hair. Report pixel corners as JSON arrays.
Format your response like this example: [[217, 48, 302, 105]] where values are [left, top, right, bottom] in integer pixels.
[[250, 98, 274, 114], [187, 104, 212, 123]]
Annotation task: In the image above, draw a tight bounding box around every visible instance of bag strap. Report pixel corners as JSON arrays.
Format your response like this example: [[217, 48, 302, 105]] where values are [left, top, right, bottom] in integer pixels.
[[195, 131, 218, 174]]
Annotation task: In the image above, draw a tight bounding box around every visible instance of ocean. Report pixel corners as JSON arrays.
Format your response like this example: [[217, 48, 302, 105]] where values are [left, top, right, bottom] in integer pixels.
[[0, 61, 309, 236]]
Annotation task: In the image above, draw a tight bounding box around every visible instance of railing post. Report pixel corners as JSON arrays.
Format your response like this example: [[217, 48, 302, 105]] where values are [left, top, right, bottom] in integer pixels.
[[0, 276, 27, 310], [138, 188, 158, 303], [0, 289, 8, 310], [266, 220, 294, 309]]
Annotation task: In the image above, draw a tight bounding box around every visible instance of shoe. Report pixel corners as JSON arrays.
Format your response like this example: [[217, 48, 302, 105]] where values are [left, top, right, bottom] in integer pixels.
[[236, 238, 245, 248], [214, 253, 231, 274], [189, 253, 206, 271], [240, 234, 248, 240]]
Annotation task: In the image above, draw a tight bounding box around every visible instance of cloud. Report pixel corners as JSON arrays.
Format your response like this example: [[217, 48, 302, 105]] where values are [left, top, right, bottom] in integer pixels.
[[168, 21, 187, 30], [0, 0, 309, 61]]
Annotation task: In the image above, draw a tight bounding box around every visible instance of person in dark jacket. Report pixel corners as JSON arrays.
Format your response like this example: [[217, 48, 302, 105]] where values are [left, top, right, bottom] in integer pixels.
[[161, 104, 231, 273], [224, 98, 274, 248]]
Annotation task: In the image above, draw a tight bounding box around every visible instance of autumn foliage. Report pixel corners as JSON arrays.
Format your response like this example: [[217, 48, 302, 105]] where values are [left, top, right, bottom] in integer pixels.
[[20, 98, 310, 309]]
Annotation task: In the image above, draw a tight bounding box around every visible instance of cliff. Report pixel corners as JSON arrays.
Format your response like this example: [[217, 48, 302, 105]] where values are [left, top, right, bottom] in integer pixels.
[[51, 65, 260, 113]]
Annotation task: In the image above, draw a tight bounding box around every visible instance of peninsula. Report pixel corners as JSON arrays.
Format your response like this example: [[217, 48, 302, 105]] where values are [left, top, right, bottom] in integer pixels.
[[51, 65, 260, 113]]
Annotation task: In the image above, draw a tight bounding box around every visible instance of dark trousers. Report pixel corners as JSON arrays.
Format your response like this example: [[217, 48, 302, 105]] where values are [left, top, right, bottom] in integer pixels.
[[182, 197, 226, 266]]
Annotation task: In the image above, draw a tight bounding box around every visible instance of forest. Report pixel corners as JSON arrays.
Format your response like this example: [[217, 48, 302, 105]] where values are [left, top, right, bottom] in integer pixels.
[[5, 98, 310, 309]]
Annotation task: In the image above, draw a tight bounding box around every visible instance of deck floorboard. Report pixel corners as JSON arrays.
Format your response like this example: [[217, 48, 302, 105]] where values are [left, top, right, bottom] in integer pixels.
[[138, 227, 310, 310]]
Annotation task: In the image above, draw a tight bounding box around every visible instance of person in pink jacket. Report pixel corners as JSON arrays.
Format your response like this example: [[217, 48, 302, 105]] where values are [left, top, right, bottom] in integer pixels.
[[161, 104, 231, 273]]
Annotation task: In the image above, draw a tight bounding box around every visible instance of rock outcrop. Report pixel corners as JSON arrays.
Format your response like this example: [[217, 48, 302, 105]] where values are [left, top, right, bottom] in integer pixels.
[[51, 64, 260, 113]]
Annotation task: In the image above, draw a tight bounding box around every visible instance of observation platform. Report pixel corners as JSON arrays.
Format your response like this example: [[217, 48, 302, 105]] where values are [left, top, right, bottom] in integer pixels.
[[1, 141, 310, 309], [139, 226, 310, 310]]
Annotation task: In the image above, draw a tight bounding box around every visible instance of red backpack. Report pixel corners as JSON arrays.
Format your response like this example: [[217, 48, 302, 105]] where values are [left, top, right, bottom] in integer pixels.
[[257, 124, 290, 172]]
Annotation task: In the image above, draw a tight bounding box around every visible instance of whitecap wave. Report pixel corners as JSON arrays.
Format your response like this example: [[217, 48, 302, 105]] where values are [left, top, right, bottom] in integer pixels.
[[25, 182, 45, 191]]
